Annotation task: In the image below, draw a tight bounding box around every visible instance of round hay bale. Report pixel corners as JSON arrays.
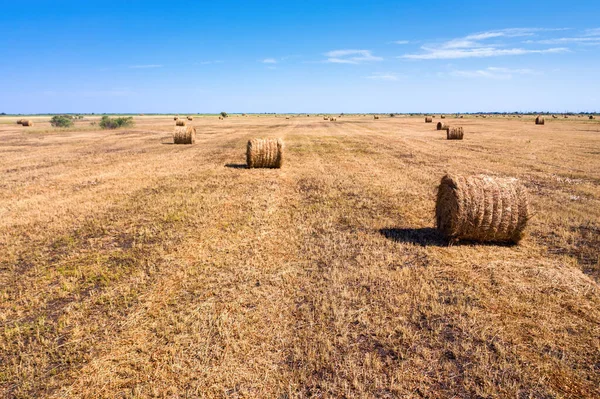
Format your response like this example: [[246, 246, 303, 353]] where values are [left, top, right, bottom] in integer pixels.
[[459, 115, 464, 119], [219, 116, 223, 120], [286, 117, 290, 120], [187, 116, 193, 121], [436, 174, 530, 244], [16, 119, 24, 124], [589, 115, 595, 120], [374, 116, 379, 120], [446, 126, 464, 140], [441, 115, 446, 119], [176, 120, 186, 126], [535, 115, 545, 125], [173, 126, 196, 144], [246, 138, 284, 169], [436, 122, 448, 130], [174, 116, 178, 121], [425, 116, 433, 123], [21, 120, 34, 127]]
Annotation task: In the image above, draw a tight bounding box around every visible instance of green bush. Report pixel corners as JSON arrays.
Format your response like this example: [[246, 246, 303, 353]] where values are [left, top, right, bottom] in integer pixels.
[[220, 111, 228, 118], [99, 116, 134, 129], [50, 115, 74, 128]]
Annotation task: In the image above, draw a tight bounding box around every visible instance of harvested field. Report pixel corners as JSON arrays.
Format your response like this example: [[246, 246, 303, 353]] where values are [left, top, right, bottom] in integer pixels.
[[0, 114, 599, 398]]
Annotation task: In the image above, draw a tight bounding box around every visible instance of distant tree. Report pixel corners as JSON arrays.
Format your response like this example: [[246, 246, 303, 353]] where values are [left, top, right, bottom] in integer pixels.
[[50, 115, 74, 128], [0, 112, 5, 115], [220, 111, 228, 118], [99, 115, 134, 129], [389, 113, 396, 117]]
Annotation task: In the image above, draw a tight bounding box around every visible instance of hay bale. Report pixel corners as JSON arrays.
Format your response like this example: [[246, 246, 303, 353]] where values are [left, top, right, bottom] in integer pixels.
[[374, 116, 379, 120], [174, 116, 178, 121], [219, 116, 223, 120], [425, 116, 433, 123], [535, 115, 545, 125], [459, 115, 464, 119], [436, 122, 448, 130], [441, 115, 446, 119], [21, 120, 34, 127], [436, 174, 530, 243], [173, 126, 196, 144], [187, 116, 193, 121], [323, 117, 329, 120], [176, 120, 186, 126], [446, 126, 464, 140], [16, 119, 23, 124], [286, 117, 290, 120], [589, 115, 595, 120], [246, 138, 284, 169]]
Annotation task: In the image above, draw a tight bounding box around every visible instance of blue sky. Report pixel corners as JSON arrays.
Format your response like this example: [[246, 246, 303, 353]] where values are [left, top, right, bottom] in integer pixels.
[[1, 0, 599, 113]]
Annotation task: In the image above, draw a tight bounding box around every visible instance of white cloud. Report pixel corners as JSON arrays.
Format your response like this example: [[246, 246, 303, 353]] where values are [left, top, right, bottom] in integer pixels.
[[128, 64, 163, 69], [198, 60, 224, 65], [449, 67, 537, 79], [262, 58, 277, 64], [524, 37, 600, 44], [400, 28, 570, 60], [584, 28, 600, 36], [402, 47, 567, 60], [394, 40, 410, 45], [366, 73, 399, 81], [325, 49, 383, 64]]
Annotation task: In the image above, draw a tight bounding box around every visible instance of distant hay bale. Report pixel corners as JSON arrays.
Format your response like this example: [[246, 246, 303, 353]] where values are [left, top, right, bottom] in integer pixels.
[[590, 115, 595, 120], [564, 115, 568, 118], [436, 174, 530, 244], [446, 126, 464, 140], [374, 116, 379, 119], [219, 116, 223, 120], [459, 115, 464, 119], [286, 117, 290, 120], [176, 120, 186, 126], [329, 118, 337, 121], [535, 115, 545, 125], [16, 119, 23, 124], [436, 122, 448, 130], [323, 117, 328, 120], [246, 138, 284, 169], [21, 120, 34, 127], [187, 116, 193, 121], [441, 115, 446, 119], [173, 126, 196, 144], [425, 116, 433, 123], [552, 115, 557, 118], [174, 116, 178, 121]]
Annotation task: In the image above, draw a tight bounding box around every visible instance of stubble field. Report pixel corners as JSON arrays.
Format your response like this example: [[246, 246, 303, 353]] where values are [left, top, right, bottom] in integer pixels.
[[0, 114, 599, 398]]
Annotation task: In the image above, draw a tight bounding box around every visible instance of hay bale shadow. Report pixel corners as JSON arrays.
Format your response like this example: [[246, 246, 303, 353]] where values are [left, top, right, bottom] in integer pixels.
[[225, 163, 248, 169], [379, 228, 447, 247]]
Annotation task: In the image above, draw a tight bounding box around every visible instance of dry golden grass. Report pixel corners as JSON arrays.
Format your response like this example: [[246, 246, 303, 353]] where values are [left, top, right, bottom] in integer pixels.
[[0, 115, 599, 398]]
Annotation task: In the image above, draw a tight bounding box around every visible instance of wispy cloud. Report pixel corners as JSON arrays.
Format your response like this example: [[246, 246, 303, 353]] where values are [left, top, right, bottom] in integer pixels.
[[403, 47, 567, 59], [393, 40, 410, 45], [198, 60, 224, 65], [366, 72, 399, 81], [262, 58, 277, 64], [325, 49, 383, 64], [42, 88, 134, 97], [400, 28, 570, 59], [449, 67, 537, 79], [128, 64, 163, 69]]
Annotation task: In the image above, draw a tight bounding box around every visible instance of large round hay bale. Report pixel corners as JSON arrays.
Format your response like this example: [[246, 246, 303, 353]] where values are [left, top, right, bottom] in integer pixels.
[[16, 119, 24, 124], [374, 116, 379, 120], [246, 138, 284, 169], [446, 126, 464, 140], [425, 116, 433, 123], [535, 115, 545, 125], [187, 116, 193, 121], [589, 115, 595, 120], [176, 120, 186, 126], [436, 122, 448, 130], [459, 115, 464, 119], [173, 126, 196, 144], [21, 120, 34, 127], [323, 117, 328, 120], [441, 115, 446, 119], [436, 174, 530, 244]]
